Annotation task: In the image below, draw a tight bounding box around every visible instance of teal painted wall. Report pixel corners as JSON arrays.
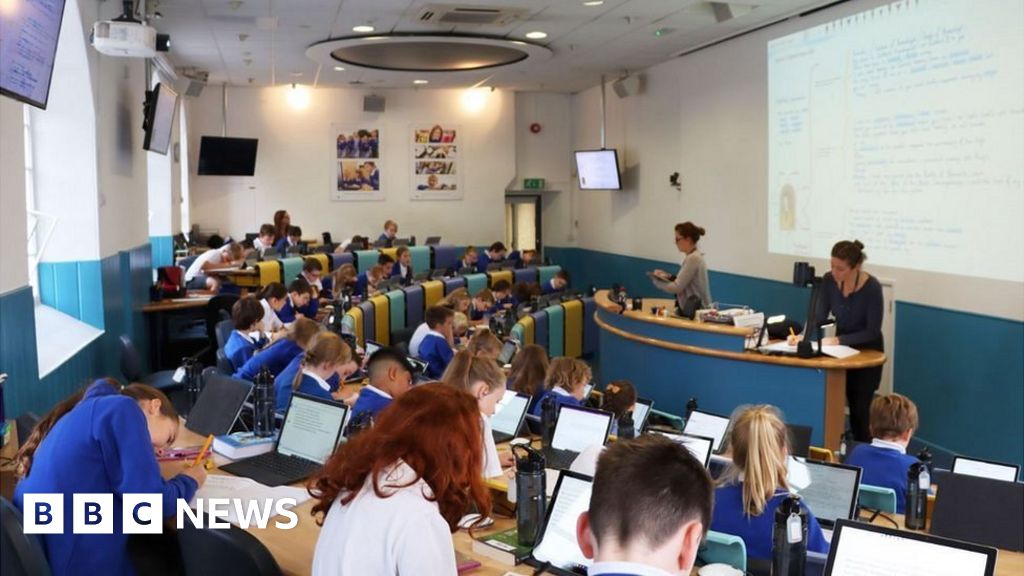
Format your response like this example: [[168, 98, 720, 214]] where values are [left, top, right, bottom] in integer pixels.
[[37, 260, 104, 329], [0, 244, 155, 417], [150, 235, 174, 268], [548, 246, 1024, 467]]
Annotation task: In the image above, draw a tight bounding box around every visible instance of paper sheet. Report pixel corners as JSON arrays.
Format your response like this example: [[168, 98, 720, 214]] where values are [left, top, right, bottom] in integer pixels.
[[191, 475, 310, 526]]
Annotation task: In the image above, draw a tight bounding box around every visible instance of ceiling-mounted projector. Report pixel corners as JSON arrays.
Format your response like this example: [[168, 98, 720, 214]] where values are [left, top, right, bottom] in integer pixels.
[[92, 20, 170, 58]]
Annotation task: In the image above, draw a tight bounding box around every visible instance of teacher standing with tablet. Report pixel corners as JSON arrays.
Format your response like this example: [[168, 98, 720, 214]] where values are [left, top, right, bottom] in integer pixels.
[[650, 222, 713, 309], [813, 240, 884, 443]]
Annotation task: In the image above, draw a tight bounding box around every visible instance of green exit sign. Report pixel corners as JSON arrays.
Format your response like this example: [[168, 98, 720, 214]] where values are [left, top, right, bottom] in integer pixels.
[[523, 178, 545, 190]]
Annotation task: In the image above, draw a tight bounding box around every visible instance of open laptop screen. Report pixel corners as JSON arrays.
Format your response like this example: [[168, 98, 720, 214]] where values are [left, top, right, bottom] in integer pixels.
[[364, 339, 382, 360], [497, 340, 518, 365], [951, 456, 1020, 482], [825, 519, 996, 576], [277, 394, 348, 463], [531, 472, 594, 573], [632, 398, 653, 431], [787, 457, 861, 528], [492, 391, 530, 436], [552, 405, 612, 453], [656, 431, 714, 468], [683, 410, 730, 452]]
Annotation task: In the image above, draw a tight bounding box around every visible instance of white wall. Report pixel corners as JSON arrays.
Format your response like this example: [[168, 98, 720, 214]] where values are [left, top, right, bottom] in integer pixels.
[[554, 0, 1023, 321], [188, 86, 515, 246], [514, 92, 573, 250], [0, 98, 29, 294]]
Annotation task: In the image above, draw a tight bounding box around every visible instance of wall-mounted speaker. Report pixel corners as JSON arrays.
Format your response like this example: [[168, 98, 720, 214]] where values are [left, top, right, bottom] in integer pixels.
[[364, 95, 386, 112], [612, 75, 642, 98]]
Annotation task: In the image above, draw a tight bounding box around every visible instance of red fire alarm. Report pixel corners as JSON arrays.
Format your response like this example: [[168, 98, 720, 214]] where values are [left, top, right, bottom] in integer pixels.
[[529, 123, 542, 134]]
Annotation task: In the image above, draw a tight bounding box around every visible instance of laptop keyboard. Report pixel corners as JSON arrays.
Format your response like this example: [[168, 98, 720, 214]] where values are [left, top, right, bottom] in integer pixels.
[[541, 448, 579, 470], [247, 452, 317, 477]]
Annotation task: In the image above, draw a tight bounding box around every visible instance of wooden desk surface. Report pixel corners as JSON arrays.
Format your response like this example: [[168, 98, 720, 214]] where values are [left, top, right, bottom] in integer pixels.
[[593, 290, 886, 370], [166, 425, 1024, 576], [142, 296, 213, 313]]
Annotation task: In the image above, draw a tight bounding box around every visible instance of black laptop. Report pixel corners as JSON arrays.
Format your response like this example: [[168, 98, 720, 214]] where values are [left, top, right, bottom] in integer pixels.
[[527, 470, 595, 575], [185, 373, 252, 436], [786, 457, 862, 539], [787, 423, 813, 459], [654, 431, 715, 468], [931, 469, 1024, 552], [682, 409, 731, 454], [631, 397, 654, 433], [951, 455, 1020, 482], [824, 519, 997, 576], [540, 404, 613, 470], [497, 339, 519, 366], [220, 393, 348, 487], [424, 236, 442, 245], [491, 391, 530, 444]]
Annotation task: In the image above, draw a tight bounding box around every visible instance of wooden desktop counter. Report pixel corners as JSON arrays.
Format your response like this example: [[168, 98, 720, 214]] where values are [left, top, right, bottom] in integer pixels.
[[592, 290, 885, 450]]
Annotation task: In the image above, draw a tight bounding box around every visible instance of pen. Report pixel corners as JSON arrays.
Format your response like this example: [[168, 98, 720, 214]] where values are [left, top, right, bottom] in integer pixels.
[[191, 434, 214, 468], [788, 327, 796, 337]]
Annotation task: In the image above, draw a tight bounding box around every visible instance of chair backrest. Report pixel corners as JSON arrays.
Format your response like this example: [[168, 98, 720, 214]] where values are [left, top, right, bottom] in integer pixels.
[[808, 446, 835, 463], [858, 484, 897, 514], [178, 519, 282, 576], [698, 530, 747, 573], [431, 245, 459, 272], [119, 334, 145, 382], [215, 319, 234, 350], [205, 295, 240, 345], [215, 348, 234, 375], [1, 497, 52, 576], [15, 413, 40, 449]]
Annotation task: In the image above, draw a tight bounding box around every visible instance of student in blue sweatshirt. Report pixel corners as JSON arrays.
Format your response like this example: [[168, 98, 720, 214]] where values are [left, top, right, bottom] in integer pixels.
[[488, 279, 518, 313], [455, 246, 479, 273], [296, 258, 324, 318], [844, 393, 921, 514], [223, 296, 268, 371], [531, 357, 591, 417], [276, 277, 313, 325], [469, 288, 495, 325], [234, 317, 320, 381], [476, 241, 507, 273], [377, 219, 398, 246], [576, 435, 713, 576], [350, 347, 415, 422], [274, 225, 302, 255], [275, 332, 355, 410], [541, 270, 570, 295], [710, 405, 829, 561], [418, 305, 456, 379], [390, 246, 414, 285], [13, 380, 206, 576], [508, 344, 550, 413]]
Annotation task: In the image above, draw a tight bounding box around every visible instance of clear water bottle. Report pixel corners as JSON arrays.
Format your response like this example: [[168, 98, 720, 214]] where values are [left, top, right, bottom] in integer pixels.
[[772, 494, 807, 576], [906, 462, 930, 530], [540, 395, 557, 449], [253, 367, 275, 437], [838, 429, 853, 462], [617, 413, 636, 439], [512, 444, 547, 547], [916, 447, 934, 476]]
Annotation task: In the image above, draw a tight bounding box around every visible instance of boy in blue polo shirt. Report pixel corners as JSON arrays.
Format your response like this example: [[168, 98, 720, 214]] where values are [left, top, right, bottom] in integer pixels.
[[350, 347, 415, 421], [542, 270, 570, 294], [844, 393, 921, 514], [476, 241, 507, 272], [276, 277, 313, 324], [489, 279, 518, 313], [418, 306, 456, 379], [223, 296, 267, 370]]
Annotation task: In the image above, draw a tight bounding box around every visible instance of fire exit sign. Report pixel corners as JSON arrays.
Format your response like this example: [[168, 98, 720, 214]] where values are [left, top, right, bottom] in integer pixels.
[[523, 178, 545, 190]]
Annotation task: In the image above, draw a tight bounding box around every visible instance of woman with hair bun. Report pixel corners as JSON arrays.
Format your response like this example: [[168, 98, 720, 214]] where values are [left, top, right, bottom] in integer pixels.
[[792, 239, 884, 442], [651, 221, 713, 308]]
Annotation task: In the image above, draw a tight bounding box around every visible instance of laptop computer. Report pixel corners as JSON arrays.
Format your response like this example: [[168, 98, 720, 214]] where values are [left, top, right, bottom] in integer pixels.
[[631, 397, 654, 432], [824, 519, 997, 576], [951, 455, 1020, 482], [787, 423, 813, 458], [491, 391, 530, 444], [786, 457, 861, 540], [527, 470, 594, 576], [931, 469, 1024, 552], [424, 236, 442, 245], [540, 404, 613, 470], [654, 431, 715, 468], [683, 409, 731, 454], [393, 238, 411, 247], [220, 393, 348, 487], [497, 339, 518, 366], [413, 270, 431, 282], [185, 373, 252, 437]]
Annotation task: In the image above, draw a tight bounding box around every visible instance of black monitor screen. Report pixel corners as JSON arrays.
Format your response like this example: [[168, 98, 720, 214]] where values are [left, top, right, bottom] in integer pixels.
[[0, 0, 67, 109], [198, 136, 259, 176]]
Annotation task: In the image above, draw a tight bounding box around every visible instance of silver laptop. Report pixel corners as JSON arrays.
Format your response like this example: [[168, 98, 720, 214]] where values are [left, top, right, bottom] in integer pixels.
[[541, 404, 613, 470], [632, 397, 654, 432], [491, 391, 530, 444], [787, 457, 862, 539], [951, 455, 1020, 482], [655, 431, 715, 468], [527, 470, 595, 576], [683, 409, 731, 454]]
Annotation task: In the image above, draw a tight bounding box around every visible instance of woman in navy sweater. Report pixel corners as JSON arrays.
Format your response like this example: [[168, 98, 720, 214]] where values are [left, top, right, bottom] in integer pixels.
[[14, 380, 206, 576], [710, 405, 828, 561]]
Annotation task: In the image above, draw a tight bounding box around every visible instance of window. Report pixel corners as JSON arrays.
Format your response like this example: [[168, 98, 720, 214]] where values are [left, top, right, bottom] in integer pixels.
[[24, 106, 38, 299]]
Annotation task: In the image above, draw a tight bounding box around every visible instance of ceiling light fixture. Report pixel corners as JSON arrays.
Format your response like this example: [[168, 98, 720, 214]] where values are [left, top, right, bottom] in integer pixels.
[[287, 83, 310, 110], [352, 25, 374, 33], [583, 1, 604, 5], [334, 66, 345, 71], [413, 79, 429, 85], [525, 31, 547, 40]]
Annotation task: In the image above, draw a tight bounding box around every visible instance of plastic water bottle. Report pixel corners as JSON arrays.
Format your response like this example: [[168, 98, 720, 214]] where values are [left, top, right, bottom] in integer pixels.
[[184, 357, 203, 414], [906, 462, 930, 530], [838, 429, 853, 462], [772, 494, 807, 576], [685, 397, 699, 420], [540, 395, 557, 448], [346, 411, 374, 437], [253, 367, 275, 437], [916, 447, 934, 476], [617, 413, 636, 439], [512, 445, 547, 547]]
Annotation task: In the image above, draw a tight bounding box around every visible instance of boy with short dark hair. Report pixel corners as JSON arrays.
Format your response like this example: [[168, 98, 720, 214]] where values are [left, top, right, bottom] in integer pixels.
[[223, 296, 267, 370], [277, 277, 313, 324], [350, 347, 415, 421], [477, 241, 507, 272], [489, 279, 517, 312], [275, 225, 303, 255], [576, 435, 713, 576], [391, 246, 413, 284], [253, 223, 276, 257], [418, 306, 455, 379], [844, 393, 921, 513], [542, 269, 570, 294]]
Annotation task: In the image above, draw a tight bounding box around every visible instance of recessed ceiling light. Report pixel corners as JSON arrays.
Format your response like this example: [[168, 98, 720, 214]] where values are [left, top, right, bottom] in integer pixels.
[[583, 0, 604, 5], [352, 25, 374, 33], [333, 66, 345, 71], [290, 71, 303, 77], [525, 31, 548, 40], [413, 79, 429, 85]]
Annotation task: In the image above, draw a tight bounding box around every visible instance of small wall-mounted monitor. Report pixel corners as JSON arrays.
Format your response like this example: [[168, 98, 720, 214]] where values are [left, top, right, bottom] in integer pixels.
[[198, 136, 259, 176], [575, 149, 622, 190], [143, 83, 179, 155], [0, 0, 67, 110]]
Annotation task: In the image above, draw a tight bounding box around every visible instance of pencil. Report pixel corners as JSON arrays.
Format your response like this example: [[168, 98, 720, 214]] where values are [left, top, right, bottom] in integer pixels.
[[191, 434, 214, 468]]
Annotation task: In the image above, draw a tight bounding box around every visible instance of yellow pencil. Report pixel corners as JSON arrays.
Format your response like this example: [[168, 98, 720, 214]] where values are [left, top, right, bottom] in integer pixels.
[[789, 327, 796, 337], [191, 434, 214, 468]]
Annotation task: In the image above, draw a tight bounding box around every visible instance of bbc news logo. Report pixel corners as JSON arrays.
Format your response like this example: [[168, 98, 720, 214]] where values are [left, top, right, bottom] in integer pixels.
[[22, 494, 299, 534]]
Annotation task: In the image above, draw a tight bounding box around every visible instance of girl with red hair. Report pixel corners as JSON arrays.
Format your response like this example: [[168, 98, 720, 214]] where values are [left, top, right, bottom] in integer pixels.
[[309, 383, 491, 575]]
